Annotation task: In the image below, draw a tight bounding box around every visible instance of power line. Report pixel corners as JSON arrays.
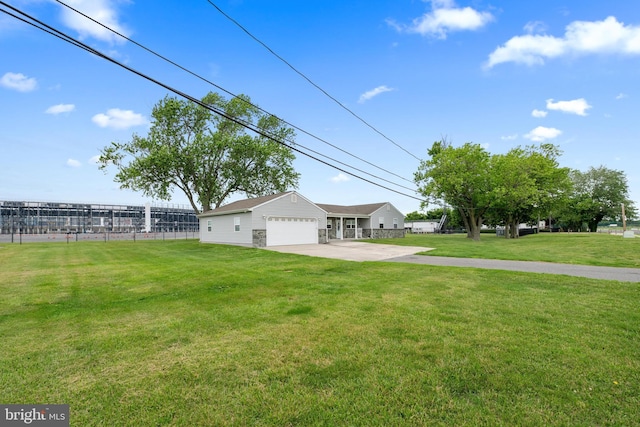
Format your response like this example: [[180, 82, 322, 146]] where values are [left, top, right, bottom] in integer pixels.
[[204, 0, 423, 162], [0, 2, 424, 202], [52, 0, 415, 186]]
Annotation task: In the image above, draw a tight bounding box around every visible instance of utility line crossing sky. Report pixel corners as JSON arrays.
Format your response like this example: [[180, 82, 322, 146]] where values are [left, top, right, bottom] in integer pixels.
[[1, 0, 639, 214]]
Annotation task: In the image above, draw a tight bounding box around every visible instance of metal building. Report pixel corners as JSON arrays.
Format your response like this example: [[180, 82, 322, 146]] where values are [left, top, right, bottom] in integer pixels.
[[0, 200, 198, 235]]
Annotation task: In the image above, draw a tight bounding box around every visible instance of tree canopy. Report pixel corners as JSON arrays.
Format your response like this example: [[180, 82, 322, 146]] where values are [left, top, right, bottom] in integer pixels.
[[404, 211, 430, 221], [99, 92, 300, 214], [487, 144, 571, 238], [415, 141, 573, 240], [558, 166, 636, 231], [415, 141, 492, 240]]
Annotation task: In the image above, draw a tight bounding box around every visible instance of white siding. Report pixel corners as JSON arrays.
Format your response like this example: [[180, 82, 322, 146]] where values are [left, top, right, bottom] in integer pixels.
[[199, 212, 252, 245], [371, 203, 405, 229], [252, 192, 326, 229]]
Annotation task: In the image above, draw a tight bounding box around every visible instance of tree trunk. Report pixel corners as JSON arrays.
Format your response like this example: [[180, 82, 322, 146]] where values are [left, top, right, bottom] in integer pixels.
[[510, 218, 519, 239], [459, 207, 472, 239], [468, 211, 482, 241], [589, 214, 605, 232], [459, 207, 482, 241], [505, 215, 512, 239]]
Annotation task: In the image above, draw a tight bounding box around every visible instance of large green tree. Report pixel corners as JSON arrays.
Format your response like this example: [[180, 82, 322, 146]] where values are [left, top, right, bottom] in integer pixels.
[[415, 141, 492, 240], [404, 211, 429, 221], [488, 144, 571, 238], [99, 92, 300, 214], [559, 166, 636, 232]]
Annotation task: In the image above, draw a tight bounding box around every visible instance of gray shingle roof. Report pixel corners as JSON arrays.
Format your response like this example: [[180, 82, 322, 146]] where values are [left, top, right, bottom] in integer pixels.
[[199, 192, 393, 218], [315, 203, 387, 216], [198, 192, 291, 217]]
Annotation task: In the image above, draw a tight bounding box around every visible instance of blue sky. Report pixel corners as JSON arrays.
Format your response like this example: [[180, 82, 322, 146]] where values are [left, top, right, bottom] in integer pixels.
[[1, 0, 639, 214]]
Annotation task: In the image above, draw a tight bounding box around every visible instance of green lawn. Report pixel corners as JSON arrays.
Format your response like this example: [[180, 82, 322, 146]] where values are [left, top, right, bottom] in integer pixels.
[[1, 240, 639, 426], [371, 232, 640, 267]]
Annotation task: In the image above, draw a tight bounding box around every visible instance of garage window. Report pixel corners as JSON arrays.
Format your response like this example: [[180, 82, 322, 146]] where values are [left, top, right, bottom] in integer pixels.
[[207, 220, 212, 232], [234, 217, 240, 232]]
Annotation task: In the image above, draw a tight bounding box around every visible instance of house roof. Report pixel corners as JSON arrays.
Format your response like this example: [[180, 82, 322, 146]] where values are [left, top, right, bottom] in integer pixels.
[[316, 202, 387, 216], [199, 193, 400, 219], [198, 192, 292, 217]]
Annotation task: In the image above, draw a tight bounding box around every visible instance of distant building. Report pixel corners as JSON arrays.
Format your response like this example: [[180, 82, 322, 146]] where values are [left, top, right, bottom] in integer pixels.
[[0, 200, 198, 234], [404, 220, 440, 234]]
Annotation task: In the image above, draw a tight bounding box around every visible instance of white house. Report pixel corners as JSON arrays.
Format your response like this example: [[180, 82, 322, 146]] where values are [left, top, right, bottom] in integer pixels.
[[198, 191, 405, 247], [316, 202, 405, 240]]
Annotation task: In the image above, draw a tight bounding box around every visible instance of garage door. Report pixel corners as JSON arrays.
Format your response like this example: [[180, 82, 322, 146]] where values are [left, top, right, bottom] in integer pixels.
[[266, 217, 318, 246]]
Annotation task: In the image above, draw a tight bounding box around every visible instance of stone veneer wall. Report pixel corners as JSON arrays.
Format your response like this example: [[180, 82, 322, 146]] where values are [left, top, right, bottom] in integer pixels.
[[252, 229, 267, 247], [369, 228, 405, 239]]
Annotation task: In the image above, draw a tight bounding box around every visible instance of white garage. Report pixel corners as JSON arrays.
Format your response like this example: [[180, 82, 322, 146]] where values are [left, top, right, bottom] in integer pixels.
[[266, 217, 318, 246], [198, 192, 327, 247]]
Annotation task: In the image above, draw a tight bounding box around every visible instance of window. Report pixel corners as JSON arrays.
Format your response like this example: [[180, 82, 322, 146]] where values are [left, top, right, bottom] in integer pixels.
[[207, 220, 212, 232], [393, 218, 398, 229], [291, 194, 297, 203], [234, 217, 240, 232], [379, 217, 385, 229], [346, 219, 355, 229]]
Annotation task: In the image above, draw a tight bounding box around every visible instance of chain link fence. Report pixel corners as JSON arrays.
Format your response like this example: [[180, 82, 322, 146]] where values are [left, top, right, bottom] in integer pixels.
[[0, 231, 199, 244]]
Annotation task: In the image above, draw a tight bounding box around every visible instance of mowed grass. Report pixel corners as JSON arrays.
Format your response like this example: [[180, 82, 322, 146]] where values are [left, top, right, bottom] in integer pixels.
[[371, 232, 640, 267], [1, 240, 639, 426]]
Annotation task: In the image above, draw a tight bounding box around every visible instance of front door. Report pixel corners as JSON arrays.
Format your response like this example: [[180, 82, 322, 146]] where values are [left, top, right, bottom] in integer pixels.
[[336, 219, 342, 239]]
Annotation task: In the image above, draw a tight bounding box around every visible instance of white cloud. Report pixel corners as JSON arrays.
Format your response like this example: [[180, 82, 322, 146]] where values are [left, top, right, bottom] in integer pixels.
[[616, 93, 628, 100], [45, 104, 76, 115], [330, 173, 350, 183], [500, 134, 518, 141], [486, 16, 640, 68], [523, 21, 548, 35], [67, 158, 82, 168], [358, 85, 394, 103], [59, 0, 131, 44], [89, 155, 101, 164], [546, 98, 591, 116], [524, 126, 562, 142], [531, 109, 548, 118], [0, 72, 37, 92], [388, 0, 493, 39], [92, 108, 147, 129]]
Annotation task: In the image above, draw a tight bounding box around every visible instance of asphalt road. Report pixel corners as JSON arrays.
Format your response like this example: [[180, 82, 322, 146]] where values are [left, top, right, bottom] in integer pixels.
[[267, 241, 640, 282], [387, 254, 640, 282]]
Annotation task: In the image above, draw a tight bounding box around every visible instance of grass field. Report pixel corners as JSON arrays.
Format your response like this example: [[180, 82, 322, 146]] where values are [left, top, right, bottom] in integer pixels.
[[371, 232, 640, 267], [1, 238, 639, 426]]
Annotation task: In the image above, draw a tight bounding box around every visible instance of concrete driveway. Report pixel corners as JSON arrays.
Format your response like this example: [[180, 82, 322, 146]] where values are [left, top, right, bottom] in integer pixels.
[[265, 240, 432, 261]]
